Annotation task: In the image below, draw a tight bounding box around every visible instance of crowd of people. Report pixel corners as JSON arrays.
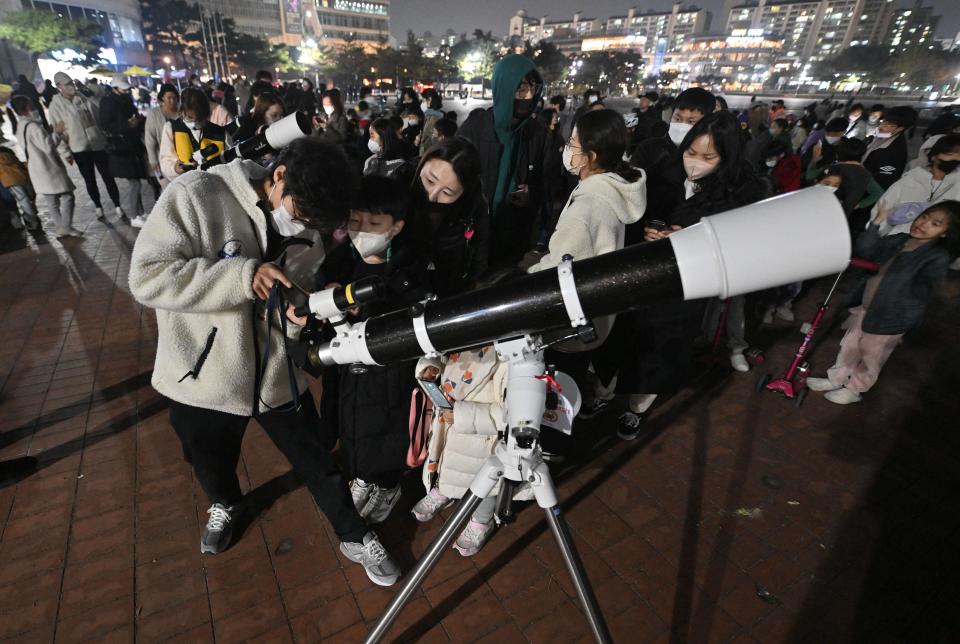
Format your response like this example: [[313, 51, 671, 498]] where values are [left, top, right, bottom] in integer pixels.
[[2, 58, 958, 586]]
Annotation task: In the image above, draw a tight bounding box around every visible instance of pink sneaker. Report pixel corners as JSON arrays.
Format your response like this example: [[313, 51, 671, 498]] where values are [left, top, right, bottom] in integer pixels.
[[453, 519, 495, 557], [411, 488, 452, 522]]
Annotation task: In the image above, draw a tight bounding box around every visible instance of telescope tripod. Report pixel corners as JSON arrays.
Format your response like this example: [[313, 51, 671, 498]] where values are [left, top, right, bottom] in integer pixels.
[[364, 336, 612, 644]]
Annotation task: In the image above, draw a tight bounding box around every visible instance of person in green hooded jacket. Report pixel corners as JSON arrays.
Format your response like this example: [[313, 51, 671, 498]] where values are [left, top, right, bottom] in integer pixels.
[[458, 54, 548, 268]]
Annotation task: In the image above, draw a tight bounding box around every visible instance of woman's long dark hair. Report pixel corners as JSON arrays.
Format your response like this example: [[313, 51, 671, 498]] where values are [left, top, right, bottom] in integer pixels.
[[370, 117, 405, 161], [321, 88, 344, 117], [252, 91, 285, 127], [413, 137, 483, 208], [576, 108, 641, 182], [679, 110, 750, 189]]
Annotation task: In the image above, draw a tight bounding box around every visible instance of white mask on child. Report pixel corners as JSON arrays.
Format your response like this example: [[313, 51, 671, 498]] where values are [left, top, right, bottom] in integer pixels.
[[668, 121, 693, 145], [349, 230, 391, 258], [367, 138, 381, 154], [267, 181, 305, 237], [323, 105, 335, 116], [824, 135, 841, 145]]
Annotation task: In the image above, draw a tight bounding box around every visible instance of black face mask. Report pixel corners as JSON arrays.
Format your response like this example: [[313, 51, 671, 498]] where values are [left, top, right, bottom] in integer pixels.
[[513, 98, 535, 120], [936, 158, 960, 174], [415, 179, 460, 217]]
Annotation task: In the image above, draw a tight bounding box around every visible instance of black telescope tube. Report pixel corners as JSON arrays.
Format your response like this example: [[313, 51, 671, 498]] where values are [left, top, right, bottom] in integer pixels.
[[363, 239, 682, 364], [333, 276, 385, 310], [202, 112, 312, 169]]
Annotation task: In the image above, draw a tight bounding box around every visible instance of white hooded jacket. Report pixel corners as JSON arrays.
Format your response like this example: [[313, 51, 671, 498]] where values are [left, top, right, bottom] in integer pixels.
[[529, 170, 647, 273], [47, 93, 107, 153], [872, 165, 960, 236], [129, 159, 324, 416]]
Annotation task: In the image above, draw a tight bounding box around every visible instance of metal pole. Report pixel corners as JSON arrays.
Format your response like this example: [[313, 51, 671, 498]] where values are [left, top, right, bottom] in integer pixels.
[[363, 491, 485, 644], [216, 12, 230, 79], [210, 12, 224, 80], [544, 506, 613, 643], [199, 8, 214, 80]]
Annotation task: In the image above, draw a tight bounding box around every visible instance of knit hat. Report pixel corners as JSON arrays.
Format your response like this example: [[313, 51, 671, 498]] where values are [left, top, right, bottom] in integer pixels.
[[53, 71, 72, 86]]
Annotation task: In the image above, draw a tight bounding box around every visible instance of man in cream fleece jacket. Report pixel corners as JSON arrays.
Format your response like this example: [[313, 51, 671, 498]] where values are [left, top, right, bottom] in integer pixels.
[[130, 138, 401, 586]]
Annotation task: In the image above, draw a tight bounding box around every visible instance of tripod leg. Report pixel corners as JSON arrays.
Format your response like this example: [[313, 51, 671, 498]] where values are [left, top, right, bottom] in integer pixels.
[[544, 505, 613, 644], [365, 455, 504, 643]]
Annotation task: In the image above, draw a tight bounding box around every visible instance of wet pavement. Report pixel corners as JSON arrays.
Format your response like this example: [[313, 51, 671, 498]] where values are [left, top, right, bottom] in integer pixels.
[[0, 164, 958, 643]]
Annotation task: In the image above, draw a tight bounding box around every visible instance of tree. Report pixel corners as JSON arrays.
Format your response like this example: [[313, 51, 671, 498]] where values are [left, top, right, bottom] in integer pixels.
[[887, 48, 960, 87], [329, 34, 372, 89], [576, 50, 645, 95], [140, 0, 201, 69], [811, 45, 891, 82], [0, 9, 104, 64], [530, 40, 568, 89]]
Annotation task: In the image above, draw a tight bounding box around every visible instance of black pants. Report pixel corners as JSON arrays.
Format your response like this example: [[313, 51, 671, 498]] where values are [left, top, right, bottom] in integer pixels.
[[73, 150, 120, 209], [168, 394, 368, 543]]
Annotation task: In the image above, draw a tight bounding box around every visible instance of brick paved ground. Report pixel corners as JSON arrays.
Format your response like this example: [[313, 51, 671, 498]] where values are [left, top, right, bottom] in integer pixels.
[[0, 162, 957, 643]]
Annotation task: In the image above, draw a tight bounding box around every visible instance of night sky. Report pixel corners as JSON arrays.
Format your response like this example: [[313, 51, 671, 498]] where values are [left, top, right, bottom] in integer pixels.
[[390, 0, 960, 43]]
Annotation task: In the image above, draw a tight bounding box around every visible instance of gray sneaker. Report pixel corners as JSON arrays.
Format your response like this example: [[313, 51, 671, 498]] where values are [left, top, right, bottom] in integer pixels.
[[361, 484, 401, 524], [340, 531, 400, 586], [350, 478, 373, 514], [201, 503, 237, 554]]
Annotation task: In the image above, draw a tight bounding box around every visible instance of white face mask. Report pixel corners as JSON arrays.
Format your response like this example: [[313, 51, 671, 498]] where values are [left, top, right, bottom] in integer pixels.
[[587, 95, 598, 104], [267, 181, 305, 237], [873, 131, 893, 139], [368, 138, 381, 154], [826, 185, 839, 193], [323, 105, 335, 116], [824, 135, 841, 145], [404, 118, 419, 128], [765, 159, 778, 168], [868, 115, 880, 124], [562, 143, 582, 175], [182, 118, 197, 130], [668, 121, 693, 146], [349, 230, 392, 258], [683, 157, 718, 181]]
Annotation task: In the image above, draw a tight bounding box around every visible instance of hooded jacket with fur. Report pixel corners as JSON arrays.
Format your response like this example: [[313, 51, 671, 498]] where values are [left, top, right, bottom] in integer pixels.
[[129, 159, 324, 416]]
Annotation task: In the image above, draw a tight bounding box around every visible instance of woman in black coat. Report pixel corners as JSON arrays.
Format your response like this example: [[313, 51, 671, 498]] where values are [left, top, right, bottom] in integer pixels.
[[321, 175, 430, 524], [98, 79, 149, 221], [408, 138, 490, 298]]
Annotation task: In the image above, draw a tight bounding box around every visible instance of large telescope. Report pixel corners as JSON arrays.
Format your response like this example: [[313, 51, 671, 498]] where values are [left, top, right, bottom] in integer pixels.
[[309, 187, 851, 367], [202, 112, 311, 169]]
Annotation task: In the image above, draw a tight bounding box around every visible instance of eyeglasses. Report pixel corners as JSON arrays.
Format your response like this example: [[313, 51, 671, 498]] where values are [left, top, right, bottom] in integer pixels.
[[515, 81, 541, 100]]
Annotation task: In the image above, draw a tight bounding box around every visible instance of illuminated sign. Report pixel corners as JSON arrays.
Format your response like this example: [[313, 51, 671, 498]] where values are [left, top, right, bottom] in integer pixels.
[[580, 34, 648, 51]]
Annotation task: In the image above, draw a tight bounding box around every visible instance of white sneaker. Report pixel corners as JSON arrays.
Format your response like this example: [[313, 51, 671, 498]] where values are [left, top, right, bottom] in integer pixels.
[[350, 478, 373, 514], [628, 393, 658, 414], [130, 214, 148, 228], [730, 353, 750, 372], [775, 304, 795, 321], [65, 227, 84, 237], [339, 531, 400, 586], [95, 207, 105, 220], [55, 228, 72, 239], [824, 387, 862, 405], [201, 503, 237, 554], [762, 307, 775, 325], [806, 377, 841, 392], [361, 484, 401, 524], [411, 488, 453, 522], [453, 518, 495, 557]]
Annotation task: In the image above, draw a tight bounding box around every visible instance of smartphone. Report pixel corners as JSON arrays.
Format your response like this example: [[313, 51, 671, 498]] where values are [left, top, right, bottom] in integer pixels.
[[647, 219, 667, 232], [417, 378, 453, 409]]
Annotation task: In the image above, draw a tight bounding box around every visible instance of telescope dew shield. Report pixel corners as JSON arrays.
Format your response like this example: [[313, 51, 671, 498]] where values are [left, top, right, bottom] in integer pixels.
[[206, 112, 312, 168], [305, 276, 386, 320], [321, 187, 851, 367], [669, 185, 851, 300]]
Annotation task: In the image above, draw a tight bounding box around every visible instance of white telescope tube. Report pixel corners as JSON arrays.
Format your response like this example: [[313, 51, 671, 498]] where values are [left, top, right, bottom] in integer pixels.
[[265, 112, 310, 150], [668, 186, 851, 300]]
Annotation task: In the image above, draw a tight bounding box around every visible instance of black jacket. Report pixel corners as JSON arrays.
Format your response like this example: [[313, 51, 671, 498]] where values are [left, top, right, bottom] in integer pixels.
[[854, 224, 950, 334], [321, 239, 429, 486], [418, 193, 490, 298], [97, 91, 148, 179], [457, 107, 547, 220], [863, 134, 908, 190]]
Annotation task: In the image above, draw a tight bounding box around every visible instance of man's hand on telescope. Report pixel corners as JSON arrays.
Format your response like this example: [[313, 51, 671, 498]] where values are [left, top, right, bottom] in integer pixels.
[[286, 304, 308, 326], [253, 262, 292, 300], [643, 224, 682, 242]]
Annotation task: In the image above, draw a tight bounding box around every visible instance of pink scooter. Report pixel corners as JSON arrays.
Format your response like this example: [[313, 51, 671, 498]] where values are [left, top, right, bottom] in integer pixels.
[[757, 258, 879, 406]]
